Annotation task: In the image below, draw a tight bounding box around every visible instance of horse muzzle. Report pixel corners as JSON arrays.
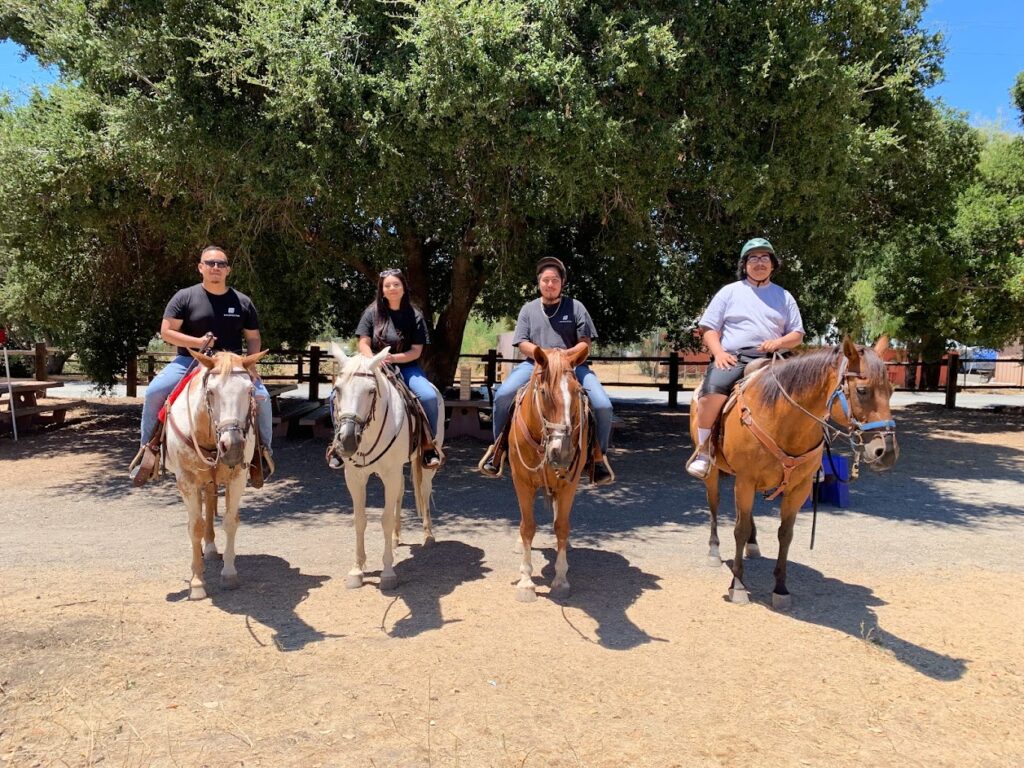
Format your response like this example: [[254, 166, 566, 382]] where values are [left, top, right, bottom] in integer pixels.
[[864, 431, 899, 470], [544, 432, 574, 470], [335, 418, 362, 458], [218, 433, 246, 469]]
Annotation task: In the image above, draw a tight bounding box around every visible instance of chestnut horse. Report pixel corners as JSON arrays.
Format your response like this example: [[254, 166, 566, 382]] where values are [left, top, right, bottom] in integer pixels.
[[510, 347, 591, 602], [164, 349, 268, 600], [690, 337, 898, 608]]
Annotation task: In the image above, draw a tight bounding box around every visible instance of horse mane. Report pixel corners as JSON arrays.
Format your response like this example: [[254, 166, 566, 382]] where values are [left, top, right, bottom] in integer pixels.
[[750, 345, 887, 408]]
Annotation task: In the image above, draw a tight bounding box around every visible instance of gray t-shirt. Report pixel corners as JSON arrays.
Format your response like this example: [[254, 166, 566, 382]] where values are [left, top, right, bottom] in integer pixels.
[[698, 280, 803, 353], [512, 297, 598, 350]]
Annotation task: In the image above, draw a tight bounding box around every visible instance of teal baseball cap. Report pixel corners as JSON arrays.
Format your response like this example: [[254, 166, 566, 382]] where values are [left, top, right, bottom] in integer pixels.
[[740, 238, 775, 258]]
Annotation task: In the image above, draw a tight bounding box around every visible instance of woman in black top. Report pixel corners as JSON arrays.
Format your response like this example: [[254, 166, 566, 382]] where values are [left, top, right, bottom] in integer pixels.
[[355, 268, 441, 468]]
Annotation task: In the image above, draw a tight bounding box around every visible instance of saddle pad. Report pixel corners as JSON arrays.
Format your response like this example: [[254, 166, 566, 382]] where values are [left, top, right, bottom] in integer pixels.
[[157, 368, 200, 423]]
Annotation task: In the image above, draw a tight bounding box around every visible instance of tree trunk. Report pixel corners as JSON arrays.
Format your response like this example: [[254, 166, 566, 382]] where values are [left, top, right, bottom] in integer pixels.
[[918, 335, 947, 391]]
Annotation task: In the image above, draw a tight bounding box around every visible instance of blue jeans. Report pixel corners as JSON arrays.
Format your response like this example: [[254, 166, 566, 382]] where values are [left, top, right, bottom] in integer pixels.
[[140, 355, 273, 450], [399, 364, 439, 437], [491, 360, 613, 453]]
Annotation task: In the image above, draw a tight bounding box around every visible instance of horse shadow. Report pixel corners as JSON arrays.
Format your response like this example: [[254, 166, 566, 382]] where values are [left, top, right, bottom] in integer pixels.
[[383, 539, 490, 639], [166, 553, 337, 651], [726, 557, 967, 681], [536, 546, 665, 651]]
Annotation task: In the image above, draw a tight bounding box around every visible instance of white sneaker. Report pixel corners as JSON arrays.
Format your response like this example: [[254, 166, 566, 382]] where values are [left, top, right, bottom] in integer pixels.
[[686, 451, 713, 479]]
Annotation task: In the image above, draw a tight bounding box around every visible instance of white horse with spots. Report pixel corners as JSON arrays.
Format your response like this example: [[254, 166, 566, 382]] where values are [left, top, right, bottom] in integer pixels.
[[327, 344, 445, 590], [165, 349, 267, 600]]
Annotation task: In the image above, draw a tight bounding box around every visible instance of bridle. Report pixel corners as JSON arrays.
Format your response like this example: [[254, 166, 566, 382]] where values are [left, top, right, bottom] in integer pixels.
[[329, 369, 401, 468], [512, 366, 587, 492], [170, 367, 257, 471]]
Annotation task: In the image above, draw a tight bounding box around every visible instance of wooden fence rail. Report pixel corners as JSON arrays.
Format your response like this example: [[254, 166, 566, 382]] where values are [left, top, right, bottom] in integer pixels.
[[5, 345, 1024, 409]]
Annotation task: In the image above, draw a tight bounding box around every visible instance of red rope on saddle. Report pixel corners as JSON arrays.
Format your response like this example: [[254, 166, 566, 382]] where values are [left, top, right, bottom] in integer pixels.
[[157, 368, 201, 423]]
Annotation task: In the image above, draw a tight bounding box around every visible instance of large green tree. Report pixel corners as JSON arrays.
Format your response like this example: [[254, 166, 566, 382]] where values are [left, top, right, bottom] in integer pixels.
[[0, 0, 976, 385]]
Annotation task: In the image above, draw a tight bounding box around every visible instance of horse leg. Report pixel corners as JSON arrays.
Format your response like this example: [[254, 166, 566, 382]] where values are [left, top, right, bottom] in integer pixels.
[[220, 473, 246, 590], [550, 490, 574, 599], [746, 515, 761, 559], [203, 483, 219, 559], [413, 460, 436, 546], [772, 481, 809, 610], [344, 470, 368, 589], [379, 468, 402, 590], [705, 468, 722, 565], [514, 481, 538, 602], [178, 478, 207, 600], [729, 478, 756, 604], [391, 467, 405, 550]]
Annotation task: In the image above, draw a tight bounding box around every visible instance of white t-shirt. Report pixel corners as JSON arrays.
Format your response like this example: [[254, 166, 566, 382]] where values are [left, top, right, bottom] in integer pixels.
[[698, 280, 804, 352]]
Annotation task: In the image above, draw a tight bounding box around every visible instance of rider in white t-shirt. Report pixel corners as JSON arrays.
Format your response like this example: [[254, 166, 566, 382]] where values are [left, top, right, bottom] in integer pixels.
[[686, 238, 805, 479]]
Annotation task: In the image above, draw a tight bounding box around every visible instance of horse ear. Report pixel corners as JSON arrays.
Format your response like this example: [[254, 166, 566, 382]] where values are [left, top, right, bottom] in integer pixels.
[[369, 346, 390, 369], [873, 335, 890, 356], [533, 347, 548, 368], [567, 345, 589, 368], [330, 342, 348, 365], [841, 336, 861, 372], [240, 349, 269, 369], [189, 348, 216, 369]]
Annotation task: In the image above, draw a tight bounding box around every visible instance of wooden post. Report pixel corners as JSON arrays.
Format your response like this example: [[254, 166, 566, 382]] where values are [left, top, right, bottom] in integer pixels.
[[485, 349, 498, 395], [668, 352, 679, 409], [297, 351, 304, 384], [34, 342, 47, 381], [127, 356, 138, 398], [308, 345, 321, 402], [945, 352, 959, 409], [146, 355, 155, 382]]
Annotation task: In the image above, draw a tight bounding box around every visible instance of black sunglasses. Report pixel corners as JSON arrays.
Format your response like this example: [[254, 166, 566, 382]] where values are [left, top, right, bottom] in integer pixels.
[[202, 259, 230, 269], [379, 268, 402, 278]]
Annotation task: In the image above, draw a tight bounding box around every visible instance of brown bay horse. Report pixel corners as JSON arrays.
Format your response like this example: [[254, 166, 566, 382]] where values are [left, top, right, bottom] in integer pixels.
[[689, 337, 898, 609], [510, 347, 591, 602]]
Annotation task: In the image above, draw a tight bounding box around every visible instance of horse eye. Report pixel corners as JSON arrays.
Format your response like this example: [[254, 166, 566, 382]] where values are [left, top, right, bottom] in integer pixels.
[[856, 386, 868, 396]]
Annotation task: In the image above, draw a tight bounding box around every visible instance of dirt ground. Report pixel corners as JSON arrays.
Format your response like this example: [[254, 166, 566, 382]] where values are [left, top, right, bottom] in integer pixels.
[[1, 399, 1023, 768]]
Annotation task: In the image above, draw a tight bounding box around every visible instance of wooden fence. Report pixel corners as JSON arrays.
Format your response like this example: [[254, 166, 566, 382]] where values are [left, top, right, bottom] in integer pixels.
[[6, 345, 1024, 409]]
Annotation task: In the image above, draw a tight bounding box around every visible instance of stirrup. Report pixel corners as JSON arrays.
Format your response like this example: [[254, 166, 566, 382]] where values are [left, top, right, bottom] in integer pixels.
[[685, 446, 714, 479], [477, 443, 504, 478], [591, 456, 615, 486], [128, 444, 159, 488]]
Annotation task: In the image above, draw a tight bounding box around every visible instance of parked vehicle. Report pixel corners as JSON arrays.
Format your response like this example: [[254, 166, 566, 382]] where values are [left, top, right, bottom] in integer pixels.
[[948, 341, 997, 380]]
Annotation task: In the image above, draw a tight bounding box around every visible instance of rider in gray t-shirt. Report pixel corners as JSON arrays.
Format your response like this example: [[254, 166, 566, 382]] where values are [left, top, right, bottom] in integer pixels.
[[686, 238, 805, 479], [480, 257, 614, 485]]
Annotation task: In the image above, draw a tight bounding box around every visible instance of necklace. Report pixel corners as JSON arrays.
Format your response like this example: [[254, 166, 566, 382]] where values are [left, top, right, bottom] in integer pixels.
[[542, 298, 561, 318]]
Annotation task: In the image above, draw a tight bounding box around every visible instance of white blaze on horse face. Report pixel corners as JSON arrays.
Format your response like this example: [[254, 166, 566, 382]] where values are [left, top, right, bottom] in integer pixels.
[[560, 374, 571, 430]]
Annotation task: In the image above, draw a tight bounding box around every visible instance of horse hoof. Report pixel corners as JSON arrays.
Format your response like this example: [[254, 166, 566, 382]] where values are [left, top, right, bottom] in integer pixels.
[[549, 583, 570, 600], [422, 534, 435, 547], [222, 574, 239, 590], [380, 575, 398, 591], [345, 574, 363, 589], [203, 545, 219, 559], [728, 586, 750, 605], [745, 543, 761, 558], [189, 586, 207, 601], [516, 587, 537, 603], [772, 592, 792, 611], [706, 554, 722, 567]]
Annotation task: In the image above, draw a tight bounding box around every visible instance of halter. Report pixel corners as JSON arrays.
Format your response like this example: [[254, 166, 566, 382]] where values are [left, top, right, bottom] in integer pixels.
[[329, 369, 401, 468], [169, 367, 257, 472]]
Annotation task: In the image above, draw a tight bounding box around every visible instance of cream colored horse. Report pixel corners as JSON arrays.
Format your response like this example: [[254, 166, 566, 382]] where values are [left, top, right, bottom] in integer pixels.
[[327, 344, 444, 590], [165, 349, 267, 600]]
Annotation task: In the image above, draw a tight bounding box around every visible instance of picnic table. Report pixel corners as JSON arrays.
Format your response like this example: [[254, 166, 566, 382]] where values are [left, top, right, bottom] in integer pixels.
[[1, 380, 86, 435], [265, 383, 323, 438]]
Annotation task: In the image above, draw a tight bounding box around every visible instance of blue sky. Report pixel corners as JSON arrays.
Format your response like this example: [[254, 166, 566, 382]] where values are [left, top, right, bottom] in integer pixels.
[[1, 2, 1021, 130]]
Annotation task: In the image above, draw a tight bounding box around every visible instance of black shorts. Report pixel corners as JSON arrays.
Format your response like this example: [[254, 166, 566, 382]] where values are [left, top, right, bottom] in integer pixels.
[[699, 349, 770, 396]]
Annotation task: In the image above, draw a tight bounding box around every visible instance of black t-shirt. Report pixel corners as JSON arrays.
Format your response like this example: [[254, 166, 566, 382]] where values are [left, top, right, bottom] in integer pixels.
[[163, 284, 260, 356], [355, 305, 429, 365]]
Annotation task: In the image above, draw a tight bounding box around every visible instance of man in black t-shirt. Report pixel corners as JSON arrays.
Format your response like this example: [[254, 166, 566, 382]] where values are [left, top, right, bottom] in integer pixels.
[[130, 246, 274, 485]]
